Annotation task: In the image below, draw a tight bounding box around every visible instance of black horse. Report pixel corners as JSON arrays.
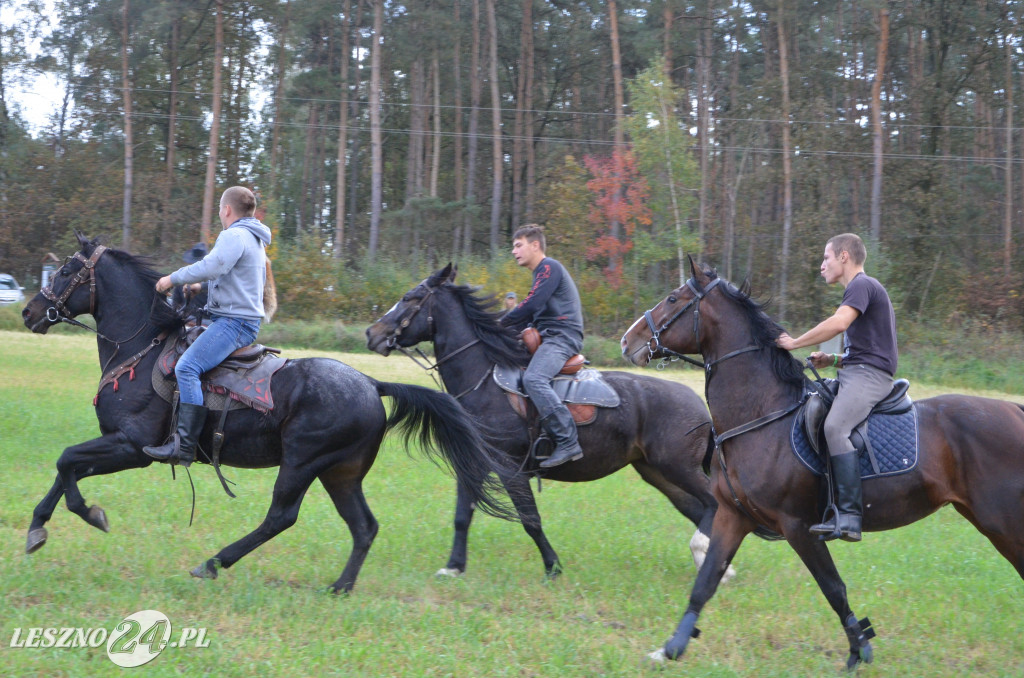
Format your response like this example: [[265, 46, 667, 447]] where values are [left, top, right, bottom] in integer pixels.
[[20, 232, 516, 593], [366, 264, 731, 581], [621, 258, 1024, 669]]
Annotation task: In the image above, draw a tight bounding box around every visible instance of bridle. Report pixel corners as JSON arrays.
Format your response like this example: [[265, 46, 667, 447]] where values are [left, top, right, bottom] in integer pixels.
[[380, 281, 485, 397], [41, 245, 107, 324], [642, 277, 723, 369], [40, 244, 163, 374], [642, 277, 761, 405]]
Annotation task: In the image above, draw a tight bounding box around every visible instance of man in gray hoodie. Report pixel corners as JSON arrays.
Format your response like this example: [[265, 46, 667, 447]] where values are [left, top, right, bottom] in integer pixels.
[[144, 186, 272, 466]]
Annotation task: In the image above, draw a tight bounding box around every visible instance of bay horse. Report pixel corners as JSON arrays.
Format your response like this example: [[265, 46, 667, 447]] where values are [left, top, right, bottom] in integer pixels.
[[366, 264, 735, 581], [20, 232, 517, 593], [621, 257, 1024, 669]]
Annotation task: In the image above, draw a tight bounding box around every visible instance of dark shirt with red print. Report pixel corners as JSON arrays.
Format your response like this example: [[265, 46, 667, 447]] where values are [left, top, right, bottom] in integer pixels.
[[501, 257, 584, 343]]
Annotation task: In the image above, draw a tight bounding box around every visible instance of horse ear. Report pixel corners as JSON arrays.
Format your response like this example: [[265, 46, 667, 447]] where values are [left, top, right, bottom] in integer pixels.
[[687, 254, 702, 281], [448, 263, 458, 282], [74, 230, 89, 249]]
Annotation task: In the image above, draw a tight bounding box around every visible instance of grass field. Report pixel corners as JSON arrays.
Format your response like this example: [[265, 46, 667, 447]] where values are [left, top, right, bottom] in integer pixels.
[[1, 330, 1022, 677]]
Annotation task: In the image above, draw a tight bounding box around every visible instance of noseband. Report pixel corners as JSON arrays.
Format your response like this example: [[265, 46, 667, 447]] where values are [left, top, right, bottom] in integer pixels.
[[642, 277, 722, 369], [41, 245, 108, 322]]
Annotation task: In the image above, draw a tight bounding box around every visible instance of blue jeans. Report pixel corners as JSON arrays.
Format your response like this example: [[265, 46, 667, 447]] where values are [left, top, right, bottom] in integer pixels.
[[175, 315, 260, 405]]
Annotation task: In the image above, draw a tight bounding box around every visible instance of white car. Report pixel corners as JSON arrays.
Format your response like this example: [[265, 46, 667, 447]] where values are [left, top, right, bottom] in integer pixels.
[[0, 273, 25, 306]]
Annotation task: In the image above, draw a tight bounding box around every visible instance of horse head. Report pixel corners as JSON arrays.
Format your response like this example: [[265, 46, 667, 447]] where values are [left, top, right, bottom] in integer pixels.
[[22, 230, 107, 334], [366, 263, 457, 355], [621, 255, 723, 367]]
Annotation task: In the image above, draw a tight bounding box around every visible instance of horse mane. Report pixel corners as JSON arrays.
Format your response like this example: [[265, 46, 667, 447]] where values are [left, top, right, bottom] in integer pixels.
[[699, 266, 807, 394], [101, 246, 183, 332], [443, 282, 531, 369]]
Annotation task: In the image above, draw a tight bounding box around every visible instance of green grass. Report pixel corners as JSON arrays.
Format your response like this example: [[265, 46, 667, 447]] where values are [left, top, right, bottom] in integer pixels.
[[0, 330, 1022, 677]]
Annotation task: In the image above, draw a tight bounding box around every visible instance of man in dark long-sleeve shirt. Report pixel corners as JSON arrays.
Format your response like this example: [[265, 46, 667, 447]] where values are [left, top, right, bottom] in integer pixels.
[[501, 224, 584, 468]]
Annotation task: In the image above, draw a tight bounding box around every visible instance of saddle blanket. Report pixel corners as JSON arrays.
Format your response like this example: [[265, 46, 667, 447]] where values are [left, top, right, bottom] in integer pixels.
[[154, 340, 286, 412], [790, 406, 920, 479]]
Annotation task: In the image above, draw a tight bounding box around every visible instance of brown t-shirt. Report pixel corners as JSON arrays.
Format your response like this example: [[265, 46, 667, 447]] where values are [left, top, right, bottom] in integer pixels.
[[841, 272, 898, 376]]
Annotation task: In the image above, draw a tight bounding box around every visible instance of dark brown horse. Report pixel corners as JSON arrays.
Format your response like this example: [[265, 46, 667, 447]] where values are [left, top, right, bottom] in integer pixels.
[[20, 232, 517, 592], [621, 258, 1024, 669], [365, 265, 735, 581]]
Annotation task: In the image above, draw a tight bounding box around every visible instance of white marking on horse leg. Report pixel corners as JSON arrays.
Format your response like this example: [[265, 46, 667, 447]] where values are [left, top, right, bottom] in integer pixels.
[[689, 529, 736, 584], [435, 568, 463, 578]]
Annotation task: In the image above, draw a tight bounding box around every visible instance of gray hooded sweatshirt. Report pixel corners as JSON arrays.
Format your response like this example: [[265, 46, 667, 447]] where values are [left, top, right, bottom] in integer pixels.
[[169, 217, 272, 320]]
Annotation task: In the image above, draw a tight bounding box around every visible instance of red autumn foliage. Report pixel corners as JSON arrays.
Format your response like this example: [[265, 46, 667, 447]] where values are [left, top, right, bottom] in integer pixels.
[[583, 149, 652, 287]]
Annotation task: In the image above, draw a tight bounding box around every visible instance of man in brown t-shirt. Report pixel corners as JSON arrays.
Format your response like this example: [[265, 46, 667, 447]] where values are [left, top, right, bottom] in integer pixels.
[[777, 233, 898, 542]]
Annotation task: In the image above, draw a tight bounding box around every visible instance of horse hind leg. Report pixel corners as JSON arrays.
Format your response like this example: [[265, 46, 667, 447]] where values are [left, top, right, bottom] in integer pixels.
[[952, 502, 1024, 580], [318, 465, 379, 594]]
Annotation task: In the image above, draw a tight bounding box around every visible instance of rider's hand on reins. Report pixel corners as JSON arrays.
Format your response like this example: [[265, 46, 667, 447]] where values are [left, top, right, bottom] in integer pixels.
[[807, 351, 833, 370], [155, 275, 173, 294]]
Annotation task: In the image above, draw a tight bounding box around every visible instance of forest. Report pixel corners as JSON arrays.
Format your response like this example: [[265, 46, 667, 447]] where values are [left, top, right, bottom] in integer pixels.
[[0, 0, 1021, 335]]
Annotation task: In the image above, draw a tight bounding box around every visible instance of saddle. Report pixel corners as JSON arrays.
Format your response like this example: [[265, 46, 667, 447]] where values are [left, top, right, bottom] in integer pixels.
[[155, 325, 286, 413], [793, 378, 919, 479], [492, 364, 620, 426]]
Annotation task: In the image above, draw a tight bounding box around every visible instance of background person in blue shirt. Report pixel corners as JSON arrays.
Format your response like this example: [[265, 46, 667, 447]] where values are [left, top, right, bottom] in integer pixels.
[[144, 186, 272, 467]]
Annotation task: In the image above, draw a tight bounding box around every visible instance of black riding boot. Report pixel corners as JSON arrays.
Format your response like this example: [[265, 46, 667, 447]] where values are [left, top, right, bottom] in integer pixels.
[[538, 408, 584, 469], [143, 402, 207, 467], [809, 451, 863, 542]]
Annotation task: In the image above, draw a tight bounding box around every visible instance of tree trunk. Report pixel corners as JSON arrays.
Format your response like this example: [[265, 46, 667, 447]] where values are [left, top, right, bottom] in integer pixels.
[[1004, 32, 1014, 275], [452, 0, 464, 254], [269, 0, 290, 199], [870, 8, 889, 244], [662, 1, 673, 81], [696, 0, 712, 259], [368, 0, 384, 262], [511, 0, 532, 228], [486, 0, 502, 255], [776, 0, 793, 323], [163, 14, 180, 235], [608, 0, 625, 270], [430, 52, 441, 198], [121, 0, 133, 250], [200, 0, 225, 246], [463, 0, 482, 257], [334, 0, 352, 260]]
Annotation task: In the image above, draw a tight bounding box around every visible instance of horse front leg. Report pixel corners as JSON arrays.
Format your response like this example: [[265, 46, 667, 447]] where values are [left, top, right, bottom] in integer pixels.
[[438, 480, 477, 577], [27, 477, 65, 553], [783, 521, 874, 670], [29, 432, 151, 553], [192, 464, 316, 581], [655, 506, 753, 662]]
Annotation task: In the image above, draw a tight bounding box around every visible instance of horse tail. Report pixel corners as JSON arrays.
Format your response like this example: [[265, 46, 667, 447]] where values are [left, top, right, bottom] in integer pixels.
[[374, 381, 520, 523]]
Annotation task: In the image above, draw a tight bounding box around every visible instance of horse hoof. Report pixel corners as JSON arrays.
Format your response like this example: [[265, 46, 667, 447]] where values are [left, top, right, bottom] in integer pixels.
[[435, 568, 463, 578], [190, 560, 219, 580], [26, 528, 48, 554], [646, 648, 668, 663], [87, 506, 109, 533]]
